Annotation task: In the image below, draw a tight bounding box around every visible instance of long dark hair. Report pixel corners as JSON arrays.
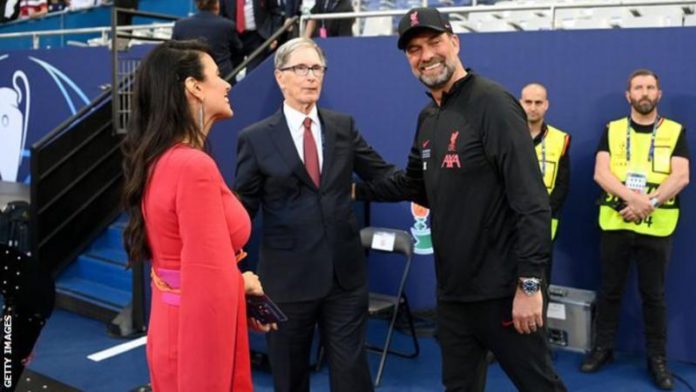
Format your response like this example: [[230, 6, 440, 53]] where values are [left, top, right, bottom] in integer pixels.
[[122, 40, 212, 264]]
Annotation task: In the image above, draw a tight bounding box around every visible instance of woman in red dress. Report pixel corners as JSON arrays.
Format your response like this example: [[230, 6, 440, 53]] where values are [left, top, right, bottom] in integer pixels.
[[122, 40, 273, 391]]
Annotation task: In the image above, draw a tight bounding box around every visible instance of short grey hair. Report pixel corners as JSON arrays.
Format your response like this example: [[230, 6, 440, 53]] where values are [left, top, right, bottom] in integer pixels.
[[274, 38, 327, 69]]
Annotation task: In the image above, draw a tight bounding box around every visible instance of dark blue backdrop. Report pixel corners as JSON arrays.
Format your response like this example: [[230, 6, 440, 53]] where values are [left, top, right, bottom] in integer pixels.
[[2, 27, 695, 362], [211, 28, 696, 363]]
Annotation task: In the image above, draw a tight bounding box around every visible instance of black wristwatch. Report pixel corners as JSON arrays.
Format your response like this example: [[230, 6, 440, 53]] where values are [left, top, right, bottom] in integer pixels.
[[518, 277, 542, 296]]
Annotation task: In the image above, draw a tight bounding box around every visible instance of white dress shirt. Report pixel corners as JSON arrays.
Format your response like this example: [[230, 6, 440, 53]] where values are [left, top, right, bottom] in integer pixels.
[[283, 102, 324, 171], [244, 0, 256, 31]]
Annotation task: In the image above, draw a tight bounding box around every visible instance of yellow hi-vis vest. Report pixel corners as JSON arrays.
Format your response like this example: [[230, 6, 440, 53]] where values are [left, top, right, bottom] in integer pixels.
[[598, 117, 682, 237], [535, 125, 569, 240]]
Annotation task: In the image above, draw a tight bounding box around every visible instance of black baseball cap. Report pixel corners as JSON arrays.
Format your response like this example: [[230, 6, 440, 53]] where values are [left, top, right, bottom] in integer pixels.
[[397, 7, 453, 50]]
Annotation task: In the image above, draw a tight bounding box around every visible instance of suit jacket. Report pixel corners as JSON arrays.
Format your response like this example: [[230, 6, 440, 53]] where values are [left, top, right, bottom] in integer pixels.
[[220, 0, 284, 39], [172, 11, 243, 77], [235, 108, 395, 302]]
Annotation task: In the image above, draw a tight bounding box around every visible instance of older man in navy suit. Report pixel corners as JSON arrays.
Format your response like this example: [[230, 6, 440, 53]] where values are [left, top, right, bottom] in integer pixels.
[[235, 38, 395, 392], [172, 0, 243, 78]]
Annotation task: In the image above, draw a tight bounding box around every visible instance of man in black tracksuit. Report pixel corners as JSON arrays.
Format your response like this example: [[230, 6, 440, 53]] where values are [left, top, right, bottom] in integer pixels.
[[356, 8, 566, 392]]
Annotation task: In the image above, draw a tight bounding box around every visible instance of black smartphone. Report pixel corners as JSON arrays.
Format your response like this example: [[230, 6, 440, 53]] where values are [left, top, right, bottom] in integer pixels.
[[246, 294, 288, 324]]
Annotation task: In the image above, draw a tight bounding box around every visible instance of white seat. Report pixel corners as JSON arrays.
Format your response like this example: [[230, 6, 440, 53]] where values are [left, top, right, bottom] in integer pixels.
[[496, 9, 551, 30], [517, 16, 552, 30], [591, 7, 633, 20], [633, 5, 686, 25], [471, 18, 519, 32], [684, 14, 696, 26], [620, 14, 682, 28], [361, 16, 393, 36], [450, 20, 475, 33], [497, 9, 550, 21], [69, 0, 97, 10], [466, 8, 500, 23], [560, 17, 612, 30], [153, 27, 172, 40]]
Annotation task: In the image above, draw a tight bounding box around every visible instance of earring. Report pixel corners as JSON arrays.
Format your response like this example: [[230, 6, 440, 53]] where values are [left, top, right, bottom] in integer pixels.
[[198, 101, 204, 132]]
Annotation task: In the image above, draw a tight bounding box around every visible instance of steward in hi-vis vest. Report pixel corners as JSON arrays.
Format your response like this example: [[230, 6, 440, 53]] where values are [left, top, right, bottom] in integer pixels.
[[520, 83, 571, 242], [598, 117, 683, 236], [583, 69, 690, 391], [534, 124, 570, 239]]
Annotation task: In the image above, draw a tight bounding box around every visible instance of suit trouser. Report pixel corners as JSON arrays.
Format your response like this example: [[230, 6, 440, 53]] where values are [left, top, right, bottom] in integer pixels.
[[266, 280, 373, 392], [595, 230, 671, 357], [438, 297, 567, 392]]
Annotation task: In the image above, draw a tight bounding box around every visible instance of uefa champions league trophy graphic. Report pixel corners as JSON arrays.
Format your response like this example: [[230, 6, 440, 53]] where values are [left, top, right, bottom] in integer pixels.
[[410, 202, 433, 255], [0, 70, 30, 182]]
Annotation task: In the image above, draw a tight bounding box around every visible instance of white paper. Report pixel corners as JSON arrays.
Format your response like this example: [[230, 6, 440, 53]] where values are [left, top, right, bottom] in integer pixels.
[[547, 302, 567, 320], [371, 231, 396, 252]]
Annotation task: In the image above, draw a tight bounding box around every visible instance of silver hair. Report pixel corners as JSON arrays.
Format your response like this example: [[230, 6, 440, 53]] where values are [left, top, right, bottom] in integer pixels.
[[274, 38, 327, 69]]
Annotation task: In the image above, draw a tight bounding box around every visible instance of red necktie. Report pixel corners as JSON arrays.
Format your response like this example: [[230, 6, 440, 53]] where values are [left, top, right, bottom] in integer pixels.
[[236, 0, 245, 34], [303, 117, 321, 187]]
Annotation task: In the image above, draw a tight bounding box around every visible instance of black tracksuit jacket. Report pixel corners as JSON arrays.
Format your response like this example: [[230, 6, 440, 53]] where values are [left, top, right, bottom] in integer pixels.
[[357, 71, 551, 302]]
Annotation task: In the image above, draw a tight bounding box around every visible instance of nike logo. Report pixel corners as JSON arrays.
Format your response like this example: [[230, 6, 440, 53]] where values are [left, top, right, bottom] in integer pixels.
[[501, 320, 514, 327], [422, 140, 430, 148]]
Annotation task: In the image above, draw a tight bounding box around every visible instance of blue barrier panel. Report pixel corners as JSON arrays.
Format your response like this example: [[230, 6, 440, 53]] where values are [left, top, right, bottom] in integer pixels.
[[0, 6, 111, 50], [0, 46, 112, 182]]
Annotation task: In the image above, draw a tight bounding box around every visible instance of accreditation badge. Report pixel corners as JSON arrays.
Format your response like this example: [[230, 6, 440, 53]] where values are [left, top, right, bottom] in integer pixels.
[[625, 171, 647, 194], [421, 148, 431, 171]]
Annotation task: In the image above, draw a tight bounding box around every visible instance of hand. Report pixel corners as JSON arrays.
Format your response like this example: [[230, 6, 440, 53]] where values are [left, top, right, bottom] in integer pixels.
[[512, 287, 544, 334], [619, 206, 640, 222], [270, 40, 278, 50], [249, 317, 278, 333], [625, 192, 654, 220], [242, 271, 264, 296]]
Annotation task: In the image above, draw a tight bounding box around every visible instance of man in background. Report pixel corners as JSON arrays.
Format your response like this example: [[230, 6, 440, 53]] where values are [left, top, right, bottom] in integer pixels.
[[519, 82, 571, 281], [220, 0, 284, 71], [172, 0, 243, 79], [583, 69, 689, 390]]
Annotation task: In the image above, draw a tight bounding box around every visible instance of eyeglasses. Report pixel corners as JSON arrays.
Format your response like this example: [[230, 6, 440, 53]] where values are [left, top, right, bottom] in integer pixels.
[[278, 64, 327, 77]]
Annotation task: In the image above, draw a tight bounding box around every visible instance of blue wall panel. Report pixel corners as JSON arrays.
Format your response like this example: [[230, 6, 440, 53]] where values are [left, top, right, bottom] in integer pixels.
[[215, 28, 696, 362]]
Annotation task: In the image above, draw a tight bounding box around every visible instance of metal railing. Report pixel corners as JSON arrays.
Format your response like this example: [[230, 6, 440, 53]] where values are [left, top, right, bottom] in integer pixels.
[[0, 21, 175, 49], [110, 8, 179, 136], [226, 16, 300, 82], [298, 0, 696, 34], [3, 0, 693, 48]]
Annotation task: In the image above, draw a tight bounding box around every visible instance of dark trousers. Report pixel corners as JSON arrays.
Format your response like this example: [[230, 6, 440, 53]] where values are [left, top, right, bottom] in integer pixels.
[[240, 30, 269, 72], [266, 281, 373, 392], [595, 230, 671, 357], [438, 298, 567, 392]]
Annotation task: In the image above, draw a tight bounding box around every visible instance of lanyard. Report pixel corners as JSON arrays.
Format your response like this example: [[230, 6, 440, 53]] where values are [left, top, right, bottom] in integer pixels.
[[537, 125, 547, 176], [540, 135, 546, 176], [625, 116, 660, 163], [320, 0, 335, 28]]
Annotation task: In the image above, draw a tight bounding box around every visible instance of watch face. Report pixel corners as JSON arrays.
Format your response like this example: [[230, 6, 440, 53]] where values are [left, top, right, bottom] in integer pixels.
[[521, 279, 540, 294]]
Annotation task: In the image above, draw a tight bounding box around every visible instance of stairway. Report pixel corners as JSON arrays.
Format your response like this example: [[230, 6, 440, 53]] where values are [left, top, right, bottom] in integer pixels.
[[55, 216, 131, 323]]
